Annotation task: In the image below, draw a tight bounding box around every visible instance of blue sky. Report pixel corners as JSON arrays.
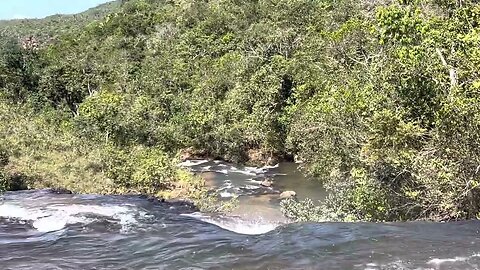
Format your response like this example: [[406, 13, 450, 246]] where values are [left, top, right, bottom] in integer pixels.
[[0, 0, 113, 20]]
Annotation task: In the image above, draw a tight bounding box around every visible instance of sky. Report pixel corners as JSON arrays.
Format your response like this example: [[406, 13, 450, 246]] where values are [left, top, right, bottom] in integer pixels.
[[0, 0, 113, 20]]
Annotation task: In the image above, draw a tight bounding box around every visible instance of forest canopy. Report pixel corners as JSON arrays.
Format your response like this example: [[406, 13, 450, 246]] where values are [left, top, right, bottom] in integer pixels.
[[1, 0, 480, 221]]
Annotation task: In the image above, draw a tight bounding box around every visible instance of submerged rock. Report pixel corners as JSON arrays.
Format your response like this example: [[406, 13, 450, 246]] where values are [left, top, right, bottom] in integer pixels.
[[48, 188, 74, 194], [279, 190, 296, 199], [260, 179, 273, 187], [142, 196, 198, 213]]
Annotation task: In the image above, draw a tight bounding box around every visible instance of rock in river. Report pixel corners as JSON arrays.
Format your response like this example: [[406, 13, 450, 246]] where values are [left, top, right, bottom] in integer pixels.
[[279, 190, 296, 199], [260, 179, 273, 187]]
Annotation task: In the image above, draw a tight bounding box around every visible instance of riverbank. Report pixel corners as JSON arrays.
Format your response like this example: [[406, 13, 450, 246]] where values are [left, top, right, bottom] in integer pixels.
[[2, 0, 480, 223], [1, 155, 324, 234], [0, 102, 231, 212], [2, 181, 480, 269], [1, 159, 327, 236]]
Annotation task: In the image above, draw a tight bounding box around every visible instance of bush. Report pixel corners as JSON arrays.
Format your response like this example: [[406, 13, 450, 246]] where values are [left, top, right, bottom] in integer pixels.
[[2, 0, 480, 221], [101, 145, 176, 195], [0, 146, 8, 168], [0, 170, 7, 192], [0, 145, 8, 192]]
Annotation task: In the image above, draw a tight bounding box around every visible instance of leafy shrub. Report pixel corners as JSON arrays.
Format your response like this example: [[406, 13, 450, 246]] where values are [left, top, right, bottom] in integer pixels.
[[0, 170, 7, 192], [2, 0, 480, 221], [101, 145, 176, 195], [0, 146, 8, 168]]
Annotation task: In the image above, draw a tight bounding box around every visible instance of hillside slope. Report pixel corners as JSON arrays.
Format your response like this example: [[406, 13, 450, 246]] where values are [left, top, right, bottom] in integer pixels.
[[0, 1, 120, 41], [1, 0, 480, 222]]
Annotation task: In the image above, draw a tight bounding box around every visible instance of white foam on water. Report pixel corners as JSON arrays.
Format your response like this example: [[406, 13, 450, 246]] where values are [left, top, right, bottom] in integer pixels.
[[262, 164, 280, 170], [33, 216, 72, 232], [219, 192, 235, 198], [364, 262, 378, 269], [365, 260, 434, 270], [0, 204, 44, 220], [201, 165, 212, 171], [215, 169, 229, 175], [428, 257, 467, 265], [225, 164, 279, 176], [244, 164, 279, 175], [178, 160, 279, 177], [241, 167, 264, 175], [183, 213, 281, 235], [243, 185, 260, 190], [220, 182, 234, 189], [199, 162, 280, 177], [427, 253, 480, 266], [178, 159, 209, 167], [247, 179, 263, 184], [0, 203, 141, 233]]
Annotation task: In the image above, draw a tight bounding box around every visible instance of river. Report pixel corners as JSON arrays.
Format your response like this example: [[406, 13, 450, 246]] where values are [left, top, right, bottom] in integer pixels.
[[1, 161, 480, 269]]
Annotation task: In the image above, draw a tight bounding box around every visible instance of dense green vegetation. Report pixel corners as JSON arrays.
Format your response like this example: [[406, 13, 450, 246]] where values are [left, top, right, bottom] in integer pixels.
[[279, 0, 480, 222], [1, 0, 480, 221]]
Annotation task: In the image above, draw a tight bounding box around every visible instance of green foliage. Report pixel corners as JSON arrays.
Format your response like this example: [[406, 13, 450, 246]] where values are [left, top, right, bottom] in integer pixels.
[[0, 37, 38, 102], [281, 198, 328, 222], [0, 100, 215, 205], [101, 145, 176, 195], [77, 91, 126, 142], [0, 147, 7, 192], [0, 146, 8, 167], [0, 173, 5, 192], [283, 0, 480, 221], [2, 0, 480, 220]]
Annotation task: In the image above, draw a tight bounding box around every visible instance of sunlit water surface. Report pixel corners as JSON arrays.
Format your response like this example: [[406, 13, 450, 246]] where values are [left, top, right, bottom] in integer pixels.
[[1, 161, 480, 269]]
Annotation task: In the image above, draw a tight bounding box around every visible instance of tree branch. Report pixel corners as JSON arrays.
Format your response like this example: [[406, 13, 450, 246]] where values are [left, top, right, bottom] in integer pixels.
[[435, 48, 458, 89]]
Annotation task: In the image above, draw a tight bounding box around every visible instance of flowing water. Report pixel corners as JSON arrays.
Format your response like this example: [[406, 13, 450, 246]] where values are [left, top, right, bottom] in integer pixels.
[[1, 161, 480, 269], [183, 160, 328, 225]]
